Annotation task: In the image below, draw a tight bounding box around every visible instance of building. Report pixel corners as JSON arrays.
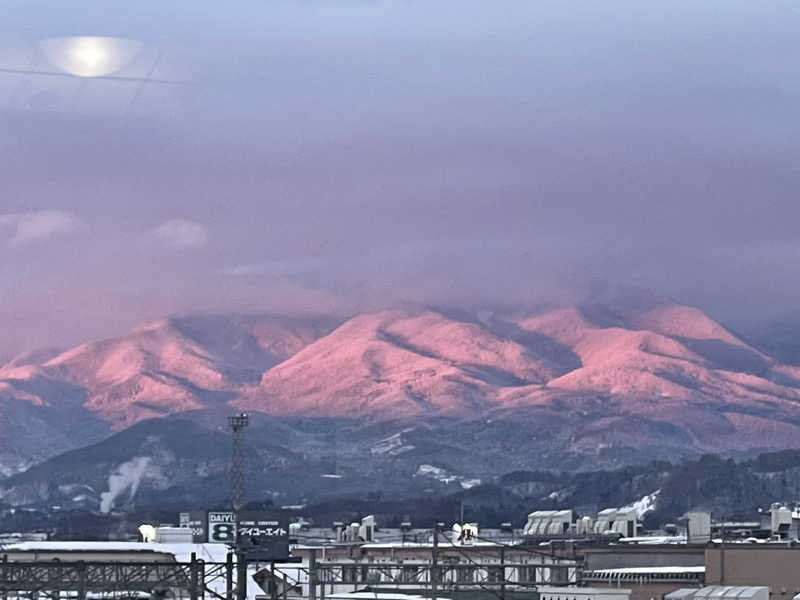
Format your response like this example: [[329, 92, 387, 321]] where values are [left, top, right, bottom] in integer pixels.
[[0, 541, 249, 600], [283, 536, 579, 599], [538, 586, 632, 600], [580, 544, 705, 600], [594, 509, 638, 538], [524, 511, 575, 537], [522, 507, 638, 543], [705, 545, 800, 600], [581, 545, 705, 572], [0, 540, 227, 563], [666, 587, 768, 600]]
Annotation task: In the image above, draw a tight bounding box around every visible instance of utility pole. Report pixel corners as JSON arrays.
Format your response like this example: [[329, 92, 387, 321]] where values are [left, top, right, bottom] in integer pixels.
[[190, 553, 200, 600], [308, 549, 317, 600], [500, 547, 506, 600], [431, 522, 440, 599], [719, 514, 725, 586], [236, 554, 248, 600], [270, 560, 278, 600], [226, 552, 234, 600]]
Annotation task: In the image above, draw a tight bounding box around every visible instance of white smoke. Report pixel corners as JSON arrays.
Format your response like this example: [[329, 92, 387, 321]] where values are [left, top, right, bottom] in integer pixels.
[[99, 456, 157, 513]]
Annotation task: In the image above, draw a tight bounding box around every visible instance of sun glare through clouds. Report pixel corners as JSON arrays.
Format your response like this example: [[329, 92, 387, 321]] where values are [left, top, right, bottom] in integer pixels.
[[39, 36, 142, 78]]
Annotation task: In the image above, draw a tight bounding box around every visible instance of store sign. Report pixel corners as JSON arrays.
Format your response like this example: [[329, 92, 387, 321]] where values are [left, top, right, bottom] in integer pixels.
[[208, 511, 237, 543], [236, 511, 290, 561]]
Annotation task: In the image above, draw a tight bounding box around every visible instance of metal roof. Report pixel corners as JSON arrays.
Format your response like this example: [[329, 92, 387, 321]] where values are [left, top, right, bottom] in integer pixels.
[[666, 587, 769, 600]]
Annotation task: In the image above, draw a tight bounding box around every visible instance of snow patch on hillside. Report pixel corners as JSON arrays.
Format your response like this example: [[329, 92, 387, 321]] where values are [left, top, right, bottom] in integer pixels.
[[370, 430, 416, 456], [622, 489, 660, 518], [460, 478, 482, 489], [415, 464, 481, 489]]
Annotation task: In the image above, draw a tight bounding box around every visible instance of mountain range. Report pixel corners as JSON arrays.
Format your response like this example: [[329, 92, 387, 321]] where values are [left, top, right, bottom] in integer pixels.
[[3, 291, 800, 509]]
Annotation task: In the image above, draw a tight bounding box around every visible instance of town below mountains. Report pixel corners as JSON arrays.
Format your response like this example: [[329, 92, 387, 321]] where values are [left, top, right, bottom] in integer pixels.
[[3, 291, 800, 522]]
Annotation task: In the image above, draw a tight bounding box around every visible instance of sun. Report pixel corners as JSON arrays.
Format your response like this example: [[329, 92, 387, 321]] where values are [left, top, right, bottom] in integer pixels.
[[39, 36, 143, 78]]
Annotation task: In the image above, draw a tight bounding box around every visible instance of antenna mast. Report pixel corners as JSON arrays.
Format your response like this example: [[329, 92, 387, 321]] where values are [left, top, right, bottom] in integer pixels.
[[228, 413, 249, 512]]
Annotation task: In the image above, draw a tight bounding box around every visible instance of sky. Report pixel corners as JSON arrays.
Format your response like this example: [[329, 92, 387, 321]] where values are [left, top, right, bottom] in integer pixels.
[[1, 0, 800, 357]]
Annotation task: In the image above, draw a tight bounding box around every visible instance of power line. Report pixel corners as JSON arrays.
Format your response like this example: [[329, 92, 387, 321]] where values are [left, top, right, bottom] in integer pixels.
[[445, 532, 578, 588], [442, 534, 518, 600], [287, 531, 566, 558], [470, 532, 568, 559]]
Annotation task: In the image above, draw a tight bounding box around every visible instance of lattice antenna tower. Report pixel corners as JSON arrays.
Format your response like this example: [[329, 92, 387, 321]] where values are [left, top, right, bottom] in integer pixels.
[[228, 413, 249, 512]]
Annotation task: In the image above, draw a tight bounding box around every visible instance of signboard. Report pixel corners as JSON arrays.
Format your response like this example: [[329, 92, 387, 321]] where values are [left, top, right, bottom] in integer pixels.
[[236, 511, 290, 561], [180, 511, 208, 542], [187, 510, 207, 543], [208, 511, 237, 543]]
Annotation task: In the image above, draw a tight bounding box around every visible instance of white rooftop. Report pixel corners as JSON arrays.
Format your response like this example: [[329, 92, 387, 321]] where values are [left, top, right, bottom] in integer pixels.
[[618, 535, 687, 544], [2, 542, 271, 600], [537, 587, 632, 595], [695, 588, 767, 599], [666, 588, 769, 600], [592, 567, 704, 575], [4, 541, 229, 562], [325, 594, 451, 600]]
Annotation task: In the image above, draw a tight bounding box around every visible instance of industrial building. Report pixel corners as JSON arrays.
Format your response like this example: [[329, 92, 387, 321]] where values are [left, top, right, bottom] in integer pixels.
[[578, 544, 705, 600], [522, 508, 639, 542], [705, 545, 800, 600], [666, 588, 769, 600], [537, 587, 632, 600], [8, 500, 800, 600], [284, 523, 580, 600]]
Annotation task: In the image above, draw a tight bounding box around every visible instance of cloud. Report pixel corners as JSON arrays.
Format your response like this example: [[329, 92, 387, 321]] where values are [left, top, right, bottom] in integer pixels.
[[151, 219, 209, 249], [224, 256, 328, 277], [0, 210, 85, 245], [3, 0, 800, 358]]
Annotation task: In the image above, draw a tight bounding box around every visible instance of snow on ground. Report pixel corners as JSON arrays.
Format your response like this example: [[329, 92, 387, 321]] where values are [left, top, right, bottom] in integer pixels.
[[416, 464, 481, 488], [590, 566, 704, 574], [617, 535, 687, 544], [621, 489, 660, 518], [2, 542, 265, 600], [4, 541, 229, 562], [370, 430, 416, 456], [327, 593, 452, 600]]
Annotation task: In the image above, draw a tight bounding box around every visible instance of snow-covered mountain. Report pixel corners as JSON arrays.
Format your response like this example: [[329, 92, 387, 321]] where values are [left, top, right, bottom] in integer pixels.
[[3, 294, 800, 476]]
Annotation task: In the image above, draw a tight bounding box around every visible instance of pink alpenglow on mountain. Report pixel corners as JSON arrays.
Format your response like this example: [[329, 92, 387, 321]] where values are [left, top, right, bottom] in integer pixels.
[[2, 295, 800, 472]]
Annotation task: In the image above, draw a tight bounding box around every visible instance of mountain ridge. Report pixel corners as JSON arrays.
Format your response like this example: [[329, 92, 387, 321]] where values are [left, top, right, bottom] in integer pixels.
[[3, 294, 800, 476], [5, 414, 800, 527]]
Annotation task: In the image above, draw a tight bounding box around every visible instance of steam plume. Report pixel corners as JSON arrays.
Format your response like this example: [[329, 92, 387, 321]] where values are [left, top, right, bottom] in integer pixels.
[[99, 456, 155, 513]]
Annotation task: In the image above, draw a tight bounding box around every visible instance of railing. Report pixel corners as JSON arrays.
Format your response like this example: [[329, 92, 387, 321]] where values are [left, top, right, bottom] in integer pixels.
[[582, 570, 704, 584], [312, 562, 577, 588], [0, 558, 232, 600]]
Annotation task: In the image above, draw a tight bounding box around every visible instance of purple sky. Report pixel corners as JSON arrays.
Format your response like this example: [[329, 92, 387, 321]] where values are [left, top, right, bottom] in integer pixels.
[[2, 0, 800, 357]]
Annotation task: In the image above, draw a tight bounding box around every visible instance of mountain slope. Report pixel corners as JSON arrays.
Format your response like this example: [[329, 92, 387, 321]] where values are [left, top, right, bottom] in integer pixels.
[[6, 415, 800, 528], [0, 414, 465, 510], [494, 302, 800, 454], [0, 314, 337, 470], [237, 307, 574, 419], [0, 416, 309, 510], [4, 295, 800, 478], [237, 300, 800, 455]]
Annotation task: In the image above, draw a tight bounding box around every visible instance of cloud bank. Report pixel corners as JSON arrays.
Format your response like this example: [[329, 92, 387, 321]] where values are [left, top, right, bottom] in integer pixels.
[[1, 0, 800, 357]]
